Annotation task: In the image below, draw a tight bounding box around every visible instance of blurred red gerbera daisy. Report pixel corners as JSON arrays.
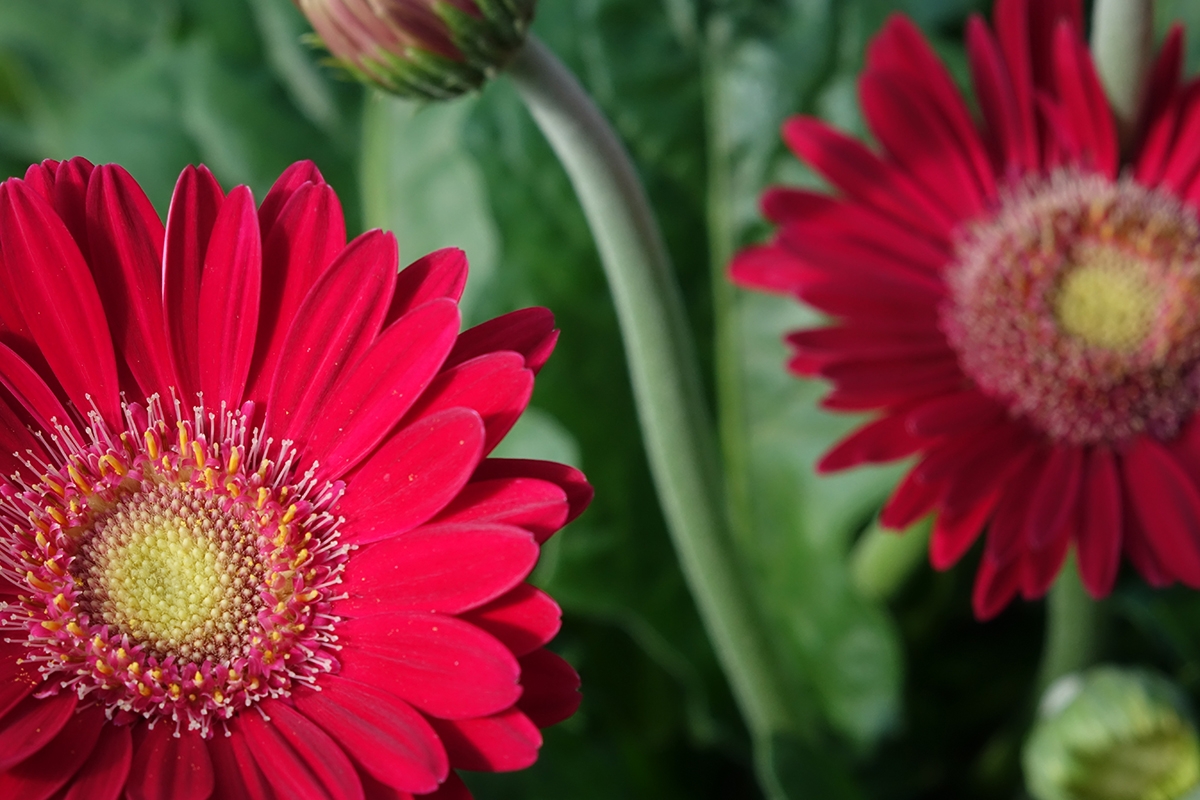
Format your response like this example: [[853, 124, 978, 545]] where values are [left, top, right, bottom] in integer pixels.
[[0, 158, 589, 798], [731, 0, 1200, 617]]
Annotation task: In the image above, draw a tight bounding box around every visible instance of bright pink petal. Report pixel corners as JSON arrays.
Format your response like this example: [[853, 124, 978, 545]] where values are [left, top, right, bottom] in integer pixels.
[[429, 710, 541, 773], [0, 691, 77, 771], [0, 705, 104, 800], [197, 185, 262, 408], [338, 522, 538, 617], [239, 700, 363, 800], [516, 649, 580, 729], [246, 181, 346, 402], [308, 298, 460, 480], [339, 408, 485, 545], [59, 722, 132, 800], [1076, 446, 1122, 598], [403, 352, 533, 456], [125, 726, 214, 800], [432, 477, 569, 543], [1124, 437, 1200, 587], [163, 165, 224, 405], [265, 230, 397, 444], [86, 165, 179, 400], [470, 459, 592, 527], [338, 613, 521, 720], [446, 308, 557, 375], [463, 584, 562, 657], [294, 676, 448, 794], [387, 248, 469, 325], [0, 180, 120, 426]]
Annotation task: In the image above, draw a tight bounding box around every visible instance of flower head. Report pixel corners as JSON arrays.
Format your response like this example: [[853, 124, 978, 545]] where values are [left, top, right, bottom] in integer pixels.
[[295, 0, 536, 99], [0, 158, 589, 798], [731, 0, 1200, 616]]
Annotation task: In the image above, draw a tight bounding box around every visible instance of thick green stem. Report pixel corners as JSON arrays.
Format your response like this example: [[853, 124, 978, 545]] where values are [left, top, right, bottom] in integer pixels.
[[1036, 557, 1098, 695], [506, 36, 792, 744], [1091, 0, 1154, 153], [850, 518, 931, 602]]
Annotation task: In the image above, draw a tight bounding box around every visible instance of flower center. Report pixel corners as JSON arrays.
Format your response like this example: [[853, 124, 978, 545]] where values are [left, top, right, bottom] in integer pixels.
[[0, 399, 348, 736], [73, 484, 265, 663], [944, 171, 1200, 444]]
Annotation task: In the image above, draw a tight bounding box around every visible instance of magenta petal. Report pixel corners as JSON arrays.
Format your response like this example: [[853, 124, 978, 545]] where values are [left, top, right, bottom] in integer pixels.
[[294, 676, 448, 794], [207, 728, 273, 800], [163, 165, 224, 405], [0, 691, 77, 771], [307, 298, 460, 480], [429, 710, 541, 773], [239, 699, 363, 800], [433, 478, 567, 543], [258, 161, 324, 237], [387, 248, 469, 324], [339, 408, 485, 545], [197, 185, 262, 408], [338, 522, 538, 617], [86, 165, 179, 400], [60, 722, 132, 800], [0, 705, 105, 800], [446, 308, 558, 375], [0, 180, 120, 426], [338, 612, 521, 720], [403, 353, 533, 456], [0, 343, 77, 437], [516, 649, 580, 729], [463, 584, 562, 658], [265, 230, 397, 444], [125, 726, 214, 800], [1124, 437, 1200, 587], [972, 553, 1023, 620], [1076, 446, 1122, 598], [417, 772, 472, 800], [246, 182, 346, 403], [470, 459, 592, 528], [50, 158, 96, 261]]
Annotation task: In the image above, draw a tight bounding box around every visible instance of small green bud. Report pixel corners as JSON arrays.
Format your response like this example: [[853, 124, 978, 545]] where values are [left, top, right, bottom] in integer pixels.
[[294, 0, 536, 99], [1024, 667, 1200, 800]]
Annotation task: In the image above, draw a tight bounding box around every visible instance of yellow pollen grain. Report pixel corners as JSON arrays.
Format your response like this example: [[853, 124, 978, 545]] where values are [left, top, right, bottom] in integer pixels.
[[1055, 246, 1160, 352]]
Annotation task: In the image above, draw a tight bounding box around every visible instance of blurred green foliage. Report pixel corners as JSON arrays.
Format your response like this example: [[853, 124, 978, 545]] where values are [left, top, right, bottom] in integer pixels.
[[2, 1, 1200, 798]]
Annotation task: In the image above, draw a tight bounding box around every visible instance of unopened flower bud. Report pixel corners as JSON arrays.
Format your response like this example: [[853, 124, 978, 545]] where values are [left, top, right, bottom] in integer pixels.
[[1024, 667, 1200, 800], [295, 0, 536, 99]]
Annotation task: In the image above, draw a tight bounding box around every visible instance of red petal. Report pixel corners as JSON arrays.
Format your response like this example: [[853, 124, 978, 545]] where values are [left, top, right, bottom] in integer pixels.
[[294, 677, 448, 794], [258, 161, 324, 237], [163, 165, 224, 405], [207, 728, 273, 800], [339, 408, 485, 545], [308, 299, 460, 481], [197, 186, 262, 408], [338, 613, 520, 720], [240, 700, 363, 800], [967, 16, 1037, 173], [60, 722, 132, 800], [338, 522, 538, 617], [462, 584, 562, 657], [246, 182, 346, 403], [0, 705, 104, 800], [429, 710, 541, 773], [49, 158, 95, 261], [265, 230, 396, 444], [432, 477, 569, 544], [906, 391, 1005, 438], [879, 467, 940, 530], [1024, 445, 1084, 551], [470, 459, 592, 527], [516, 649, 580, 728], [1124, 437, 1200, 587], [817, 411, 923, 473], [85, 165, 177, 400], [0, 691, 77, 771], [0, 339, 76, 438], [1075, 447, 1122, 598], [930, 490, 999, 570], [1052, 22, 1118, 176], [417, 772, 471, 800], [0, 180, 120, 425], [983, 455, 1043, 565], [972, 553, 1023, 620], [403, 352, 533, 456], [388, 248, 468, 325], [125, 726, 213, 800], [446, 308, 557, 375]]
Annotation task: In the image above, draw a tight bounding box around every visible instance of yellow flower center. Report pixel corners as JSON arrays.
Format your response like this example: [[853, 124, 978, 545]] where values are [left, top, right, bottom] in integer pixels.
[[1054, 246, 1162, 352]]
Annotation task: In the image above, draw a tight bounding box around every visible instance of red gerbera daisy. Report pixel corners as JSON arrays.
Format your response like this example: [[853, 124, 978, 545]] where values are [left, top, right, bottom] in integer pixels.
[[731, 0, 1200, 618], [0, 158, 590, 798]]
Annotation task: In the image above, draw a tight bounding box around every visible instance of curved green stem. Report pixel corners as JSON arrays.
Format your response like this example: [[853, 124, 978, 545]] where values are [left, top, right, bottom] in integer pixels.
[[1036, 556, 1099, 694], [1091, 0, 1154, 153], [506, 35, 792, 745], [850, 518, 931, 602]]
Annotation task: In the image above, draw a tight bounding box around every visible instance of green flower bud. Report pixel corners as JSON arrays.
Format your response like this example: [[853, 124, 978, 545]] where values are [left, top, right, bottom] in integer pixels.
[[1024, 667, 1200, 800], [294, 0, 536, 99]]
